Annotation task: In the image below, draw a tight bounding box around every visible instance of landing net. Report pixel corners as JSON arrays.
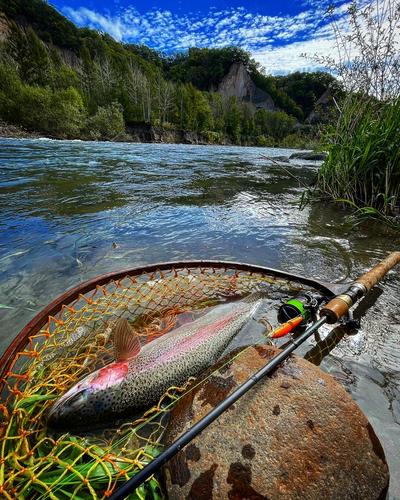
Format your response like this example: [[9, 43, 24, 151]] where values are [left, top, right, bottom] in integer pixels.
[[0, 264, 313, 499]]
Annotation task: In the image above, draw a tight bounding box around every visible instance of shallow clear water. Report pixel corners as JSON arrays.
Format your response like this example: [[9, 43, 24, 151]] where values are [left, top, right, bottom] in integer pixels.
[[1, 138, 399, 497]]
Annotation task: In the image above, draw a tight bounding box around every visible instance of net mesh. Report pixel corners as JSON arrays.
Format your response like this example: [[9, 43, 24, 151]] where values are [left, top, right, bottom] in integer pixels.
[[0, 264, 311, 500]]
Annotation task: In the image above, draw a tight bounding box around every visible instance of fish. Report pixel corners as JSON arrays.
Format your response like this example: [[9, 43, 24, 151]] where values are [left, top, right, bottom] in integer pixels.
[[47, 292, 264, 432]]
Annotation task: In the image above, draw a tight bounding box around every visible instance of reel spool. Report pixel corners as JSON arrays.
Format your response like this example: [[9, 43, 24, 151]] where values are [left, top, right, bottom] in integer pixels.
[[278, 291, 326, 325]]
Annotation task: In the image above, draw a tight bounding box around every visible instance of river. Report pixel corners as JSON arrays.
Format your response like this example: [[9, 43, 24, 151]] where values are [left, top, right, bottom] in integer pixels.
[[1, 137, 399, 497]]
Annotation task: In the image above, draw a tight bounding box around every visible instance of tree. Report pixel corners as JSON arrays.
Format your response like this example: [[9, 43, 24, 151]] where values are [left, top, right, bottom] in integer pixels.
[[5, 23, 50, 86], [49, 87, 85, 135], [26, 27, 50, 85], [0, 61, 23, 123], [225, 95, 243, 140], [255, 109, 295, 141], [86, 102, 125, 140], [194, 90, 214, 132], [5, 21, 30, 81], [154, 69, 175, 123]]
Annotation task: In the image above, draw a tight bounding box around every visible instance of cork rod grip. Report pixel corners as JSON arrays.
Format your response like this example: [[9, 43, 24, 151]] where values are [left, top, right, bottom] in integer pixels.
[[353, 251, 400, 292], [320, 251, 400, 324]]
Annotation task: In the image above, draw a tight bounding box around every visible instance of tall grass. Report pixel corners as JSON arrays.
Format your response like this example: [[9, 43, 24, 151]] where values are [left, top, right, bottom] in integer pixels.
[[317, 95, 400, 215], [304, 0, 400, 227]]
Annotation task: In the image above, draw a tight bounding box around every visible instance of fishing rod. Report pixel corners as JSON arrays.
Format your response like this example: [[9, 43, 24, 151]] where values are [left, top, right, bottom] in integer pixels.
[[109, 251, 400, 500]]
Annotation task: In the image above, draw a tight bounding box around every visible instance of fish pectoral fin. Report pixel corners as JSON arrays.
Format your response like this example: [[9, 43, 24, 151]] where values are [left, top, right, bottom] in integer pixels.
[[114, 318, 141, 361]]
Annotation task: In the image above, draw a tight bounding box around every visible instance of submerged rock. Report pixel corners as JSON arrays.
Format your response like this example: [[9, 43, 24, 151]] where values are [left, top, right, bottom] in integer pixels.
[[164, 345, 389, 500], [268, 155, 291, 163], [289, 151, 327, 161]]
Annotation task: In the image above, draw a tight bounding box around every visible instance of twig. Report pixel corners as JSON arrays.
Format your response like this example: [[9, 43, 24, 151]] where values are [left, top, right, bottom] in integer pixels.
[[260, 153, 311, 189]]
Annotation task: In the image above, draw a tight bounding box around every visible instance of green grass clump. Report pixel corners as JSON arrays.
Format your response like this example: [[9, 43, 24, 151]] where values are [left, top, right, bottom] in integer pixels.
[[302, 0, 400, 229], [315, 96, 400, 218]]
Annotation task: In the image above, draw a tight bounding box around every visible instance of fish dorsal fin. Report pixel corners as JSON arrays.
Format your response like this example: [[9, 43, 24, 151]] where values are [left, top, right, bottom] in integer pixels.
[[114, 318, 141, 362]]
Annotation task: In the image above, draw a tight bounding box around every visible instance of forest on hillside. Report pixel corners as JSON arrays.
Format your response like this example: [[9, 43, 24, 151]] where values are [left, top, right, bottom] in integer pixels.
[[0, 0, 337, 144]]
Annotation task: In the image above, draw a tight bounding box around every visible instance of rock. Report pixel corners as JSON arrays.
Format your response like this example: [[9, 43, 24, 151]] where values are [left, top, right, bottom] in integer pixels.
[[164, 345, 389, 500], [268, 155, 291, 163], [289, 151, 327, 161], [124, 123, 233, 145], [308, 90, 336, 124], [218, 62, 279, 112]]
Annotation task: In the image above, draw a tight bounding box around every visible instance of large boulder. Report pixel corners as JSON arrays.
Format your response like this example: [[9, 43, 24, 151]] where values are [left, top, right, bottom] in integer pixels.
[[218, 62, 278, 111], [164, 345, 389, 500]]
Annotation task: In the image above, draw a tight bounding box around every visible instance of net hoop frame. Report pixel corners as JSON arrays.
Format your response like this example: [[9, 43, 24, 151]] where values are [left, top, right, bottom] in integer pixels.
[[0, 260, 341, 390]]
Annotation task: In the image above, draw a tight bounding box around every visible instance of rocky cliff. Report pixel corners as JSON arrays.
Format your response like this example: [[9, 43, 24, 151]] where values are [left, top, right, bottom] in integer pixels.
[[307, 90, 335, 123], [218, 61, 278, 111]]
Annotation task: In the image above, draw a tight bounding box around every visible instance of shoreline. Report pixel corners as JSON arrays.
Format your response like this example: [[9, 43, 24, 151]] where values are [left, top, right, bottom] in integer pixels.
[[0, 122, 319, 150], [0, 122, 232, 145]]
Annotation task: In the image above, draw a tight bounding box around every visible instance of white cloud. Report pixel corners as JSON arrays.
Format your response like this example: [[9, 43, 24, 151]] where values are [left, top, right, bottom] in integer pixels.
[[60, 0, 396, 75], [63, 6, 138, 40], [253, 38, 335, 74]]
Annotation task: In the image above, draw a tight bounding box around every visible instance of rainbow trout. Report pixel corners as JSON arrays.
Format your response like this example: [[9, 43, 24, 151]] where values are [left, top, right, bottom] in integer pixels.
[[47, 292, 264, 431]]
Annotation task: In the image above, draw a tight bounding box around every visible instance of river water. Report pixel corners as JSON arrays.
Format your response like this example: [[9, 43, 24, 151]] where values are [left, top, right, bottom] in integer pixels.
[[0, 138, 399, 497]]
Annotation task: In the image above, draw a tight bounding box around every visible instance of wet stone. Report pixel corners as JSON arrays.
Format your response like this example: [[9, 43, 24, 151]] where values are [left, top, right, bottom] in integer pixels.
[[289, 151, 328, 161], [164, 346, 389, 500]]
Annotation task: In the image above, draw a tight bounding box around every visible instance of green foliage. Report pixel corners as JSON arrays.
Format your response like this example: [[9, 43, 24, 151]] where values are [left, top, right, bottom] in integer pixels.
[[280, 133, 320, 150], [275, 71, 338, 117], [17, 85, 52, 130], [316, 96, 400, 215], [49, 87, 85, 135], [257, 135, 275, 147], [85, 102, 125, 140], [0, 60, 23, 122], [0, 0, 332, 143], [51, 65, 80, 92], [26, 27, 50, 85], [255, 109, 296, 142], [307, 0, 400, 228], [125, 43, 166, 68], [225, 96, 242, 141], [0, 60, 84, 135], [5, 22, 50, 85], [202, 130, 222, 143], [339, 197, 400, 232], [1, 0, 82, 50], [194, 91, 214, 132], [167, 46, 254, 90], [251, 72, 304, 121]]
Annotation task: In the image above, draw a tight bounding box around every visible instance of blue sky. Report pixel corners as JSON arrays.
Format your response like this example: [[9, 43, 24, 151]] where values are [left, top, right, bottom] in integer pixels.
[[51, 0, 361, 74]]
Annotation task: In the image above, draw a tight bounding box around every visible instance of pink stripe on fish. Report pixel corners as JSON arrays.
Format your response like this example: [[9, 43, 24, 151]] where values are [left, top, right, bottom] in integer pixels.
[[91, 361, 129, 390], [134, 314, 235, 374]]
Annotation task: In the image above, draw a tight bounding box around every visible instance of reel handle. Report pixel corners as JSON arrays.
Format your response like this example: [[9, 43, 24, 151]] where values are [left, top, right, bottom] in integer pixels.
[[320, 251, 400, 324]]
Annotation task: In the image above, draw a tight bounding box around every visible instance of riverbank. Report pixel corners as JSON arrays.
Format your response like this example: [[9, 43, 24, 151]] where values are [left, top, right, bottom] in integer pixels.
[[0, 121, 319, 149], [0, 121, 232, 144], [0, 123, 44, 140]]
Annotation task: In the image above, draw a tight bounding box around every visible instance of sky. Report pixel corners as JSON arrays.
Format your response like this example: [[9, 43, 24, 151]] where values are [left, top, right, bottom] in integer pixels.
[[51, 0, 366, 75]]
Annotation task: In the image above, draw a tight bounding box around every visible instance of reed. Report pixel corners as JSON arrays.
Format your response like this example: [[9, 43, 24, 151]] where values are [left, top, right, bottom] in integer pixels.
[[316, 95, 400, 216], [304, 0, 400, 226]]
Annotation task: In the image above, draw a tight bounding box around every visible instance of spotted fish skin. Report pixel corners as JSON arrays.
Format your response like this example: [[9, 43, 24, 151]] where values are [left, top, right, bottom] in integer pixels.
[[47, 292, 264, 431]]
